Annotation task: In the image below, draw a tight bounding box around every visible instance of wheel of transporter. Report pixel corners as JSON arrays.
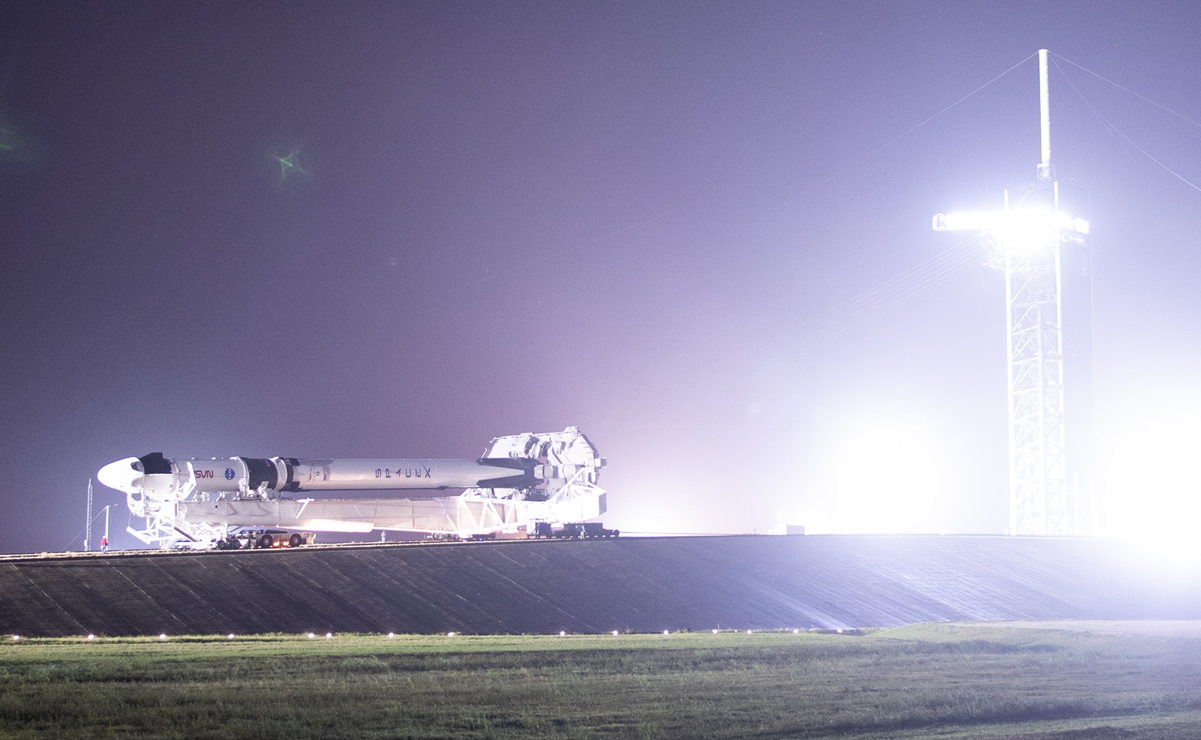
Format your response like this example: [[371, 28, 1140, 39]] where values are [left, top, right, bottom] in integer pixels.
[[289, 533, 303, 548], [258, 534, 274, 549]]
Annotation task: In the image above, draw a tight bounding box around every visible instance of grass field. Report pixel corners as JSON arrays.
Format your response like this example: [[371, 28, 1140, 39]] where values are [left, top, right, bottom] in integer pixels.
[[2, 624, 1201, 739]]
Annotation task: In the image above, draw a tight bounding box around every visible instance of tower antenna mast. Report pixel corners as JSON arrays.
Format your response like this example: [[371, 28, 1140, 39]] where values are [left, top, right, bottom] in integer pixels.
[[932, 49, 1095, 536], [1038, 49, 1052, 181], [85, 479, 93, 552]]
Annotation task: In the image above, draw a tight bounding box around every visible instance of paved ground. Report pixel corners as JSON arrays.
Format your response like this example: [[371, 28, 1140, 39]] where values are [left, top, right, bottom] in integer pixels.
[[962, 619, 1201, 637], [4, 535, 1201, 636]]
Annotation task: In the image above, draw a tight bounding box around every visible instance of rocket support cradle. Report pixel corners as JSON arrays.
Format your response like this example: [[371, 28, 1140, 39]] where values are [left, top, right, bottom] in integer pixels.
[[96, 427, 607, 549]]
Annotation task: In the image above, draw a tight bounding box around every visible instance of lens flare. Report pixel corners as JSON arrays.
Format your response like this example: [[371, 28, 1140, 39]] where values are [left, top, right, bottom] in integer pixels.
[[269, 148, 307, 181]]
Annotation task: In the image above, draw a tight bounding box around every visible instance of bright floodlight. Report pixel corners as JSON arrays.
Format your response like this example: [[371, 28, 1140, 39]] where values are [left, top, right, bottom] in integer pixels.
[[933, 208, 1088, 250], [325, 633, 332, 639], [387, 632, 395, 639], [159, 634, 166, 640], [227, 634, 234, 640], [12, 635, 19, 641], [87, 634, 95, 640], [611, 630, 619, 636], [559, 631, 566, 637], [447, 632, 455, 637], [1058, 212, 1089, 234]]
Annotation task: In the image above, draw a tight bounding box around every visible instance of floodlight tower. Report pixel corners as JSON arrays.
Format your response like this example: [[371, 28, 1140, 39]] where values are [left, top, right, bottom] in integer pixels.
[[933, 50, 1095, 536]]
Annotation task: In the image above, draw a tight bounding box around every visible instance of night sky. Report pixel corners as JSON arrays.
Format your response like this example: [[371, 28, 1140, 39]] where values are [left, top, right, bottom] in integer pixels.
[[2, 2, 1200, 553]]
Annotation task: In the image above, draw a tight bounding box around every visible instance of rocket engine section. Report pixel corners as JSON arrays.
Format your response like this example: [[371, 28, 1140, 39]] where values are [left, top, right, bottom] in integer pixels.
[[95, 427, 607, 549]]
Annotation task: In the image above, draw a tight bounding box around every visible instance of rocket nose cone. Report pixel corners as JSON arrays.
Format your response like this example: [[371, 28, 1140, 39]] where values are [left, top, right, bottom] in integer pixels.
[[97, 457, 144, 493]]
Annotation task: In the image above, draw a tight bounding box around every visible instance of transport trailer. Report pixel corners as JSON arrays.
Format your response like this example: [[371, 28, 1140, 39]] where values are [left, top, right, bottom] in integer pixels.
[[215, 529, 315, 550], [530, 521, 620, 539]]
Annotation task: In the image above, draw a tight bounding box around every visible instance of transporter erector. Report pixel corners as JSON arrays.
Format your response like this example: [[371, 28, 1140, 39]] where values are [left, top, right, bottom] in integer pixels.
[[96, 427, 608, 549]]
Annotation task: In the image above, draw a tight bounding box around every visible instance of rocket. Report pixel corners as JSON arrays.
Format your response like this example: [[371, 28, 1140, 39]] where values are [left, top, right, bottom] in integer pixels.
[[97, 452, 539, 497], [93, 428, 606, 547]]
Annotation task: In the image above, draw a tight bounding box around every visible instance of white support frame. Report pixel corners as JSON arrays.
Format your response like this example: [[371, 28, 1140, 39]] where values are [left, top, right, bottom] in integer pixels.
[[1003, 198, 1068, 535]]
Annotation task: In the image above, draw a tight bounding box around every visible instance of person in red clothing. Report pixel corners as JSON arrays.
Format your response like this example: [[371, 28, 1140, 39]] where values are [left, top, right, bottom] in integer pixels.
[[100, 536, 108, 553]]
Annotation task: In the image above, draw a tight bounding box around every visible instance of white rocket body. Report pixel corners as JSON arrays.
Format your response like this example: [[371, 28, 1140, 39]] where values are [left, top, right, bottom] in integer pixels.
[[98, 455, 535, 497], [95, 427, 607, 548]]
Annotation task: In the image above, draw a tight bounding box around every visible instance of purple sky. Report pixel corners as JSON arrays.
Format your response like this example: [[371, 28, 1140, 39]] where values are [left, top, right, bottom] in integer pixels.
[[2, 2, 1200, 552]]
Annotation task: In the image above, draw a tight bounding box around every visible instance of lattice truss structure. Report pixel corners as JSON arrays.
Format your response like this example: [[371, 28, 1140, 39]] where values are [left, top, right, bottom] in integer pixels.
[[935, 185, 1091, 537], [995, 185, 1089, 535]]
